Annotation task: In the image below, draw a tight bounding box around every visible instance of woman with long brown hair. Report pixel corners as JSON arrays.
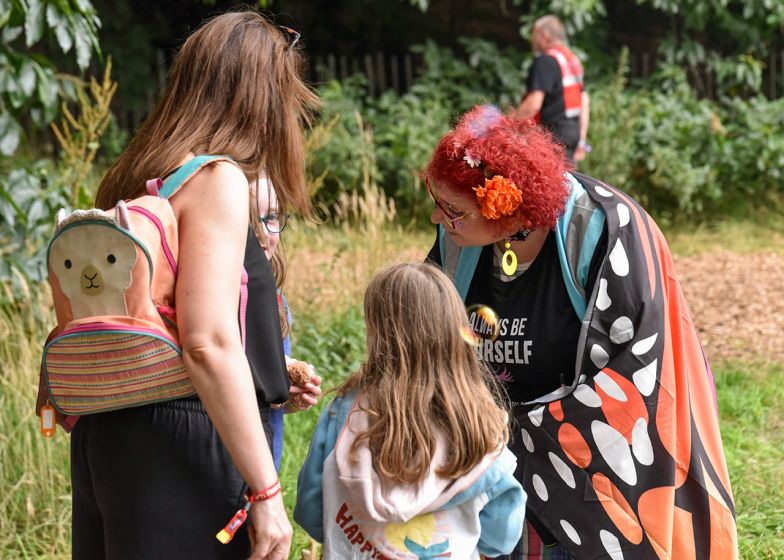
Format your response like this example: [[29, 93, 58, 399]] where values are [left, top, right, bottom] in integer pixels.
[[67, 10, 318, 559], [295, 263, 526, 559]]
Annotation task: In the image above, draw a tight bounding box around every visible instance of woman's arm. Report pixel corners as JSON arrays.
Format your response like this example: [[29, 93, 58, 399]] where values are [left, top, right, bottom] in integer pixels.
[[172, 161, 291, 559]]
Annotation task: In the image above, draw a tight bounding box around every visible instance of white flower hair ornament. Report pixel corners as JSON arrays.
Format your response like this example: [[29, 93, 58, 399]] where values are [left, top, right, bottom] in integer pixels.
[[463, 151, 481, 168]]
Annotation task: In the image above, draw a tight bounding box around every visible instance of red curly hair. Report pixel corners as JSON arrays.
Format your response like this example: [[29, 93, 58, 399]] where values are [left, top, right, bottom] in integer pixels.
[[425, 105, 570, 233]]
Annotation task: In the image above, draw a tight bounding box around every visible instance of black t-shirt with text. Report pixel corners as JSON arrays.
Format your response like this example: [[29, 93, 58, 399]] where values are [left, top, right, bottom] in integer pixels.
[[526, 54, 580, 151], [427, 228, 606, 406]]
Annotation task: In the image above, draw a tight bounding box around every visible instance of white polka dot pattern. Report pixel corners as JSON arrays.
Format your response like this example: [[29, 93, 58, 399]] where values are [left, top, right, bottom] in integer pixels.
[[521, 428, 534, 453], [574, 384, 603, 407], [632, 417, 654, 466], [595, 185, 614, 197], [600, 530, 624, 560], [591, 420, 637, 485], [590, 344, 610, 369], [632, 359, 658, 396], [609, 316, 635, 344], [549, 452, 576, 488], [632, 333, 658, 355], [609, 238, 630, 277], [596, 278, 612, 310], [617, 203, 630, 227], [595, 371, 627, 402], [532, 474, 548, 501], [560, 520, 582, 545]]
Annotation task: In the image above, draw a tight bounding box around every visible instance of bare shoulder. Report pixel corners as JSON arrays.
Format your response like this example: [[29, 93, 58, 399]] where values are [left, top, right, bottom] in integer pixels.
[[171, 160, 249, 217], [184, 160, 248, 199]]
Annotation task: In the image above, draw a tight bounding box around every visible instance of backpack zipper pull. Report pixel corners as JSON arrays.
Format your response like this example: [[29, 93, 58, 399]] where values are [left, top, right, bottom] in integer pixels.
[[41, 401, 56, 437]]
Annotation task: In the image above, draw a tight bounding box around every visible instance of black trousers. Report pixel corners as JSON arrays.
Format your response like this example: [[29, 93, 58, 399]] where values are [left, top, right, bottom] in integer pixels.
[[71, 397, 271, 560]]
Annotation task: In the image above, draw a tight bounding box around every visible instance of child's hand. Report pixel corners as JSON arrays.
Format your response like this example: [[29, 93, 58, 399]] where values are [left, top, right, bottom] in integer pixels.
[[285, 360, 322, 413]]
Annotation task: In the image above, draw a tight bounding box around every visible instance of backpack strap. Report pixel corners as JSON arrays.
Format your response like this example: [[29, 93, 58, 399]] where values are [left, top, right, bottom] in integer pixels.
[[553, 173, 606, 319], [158, 154, 236, 199], [439, 224, 483, 301]]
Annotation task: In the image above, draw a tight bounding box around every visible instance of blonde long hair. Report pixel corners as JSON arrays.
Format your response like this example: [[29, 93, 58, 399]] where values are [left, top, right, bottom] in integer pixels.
[[95, 10, 319, 216], [339, 263, 509, 484]]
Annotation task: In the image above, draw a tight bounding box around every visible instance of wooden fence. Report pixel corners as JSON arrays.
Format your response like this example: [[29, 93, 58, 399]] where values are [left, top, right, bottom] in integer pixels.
[[119, 46, 784, 131], [627, 49, 784, 99], [308, 52, 419, 96]]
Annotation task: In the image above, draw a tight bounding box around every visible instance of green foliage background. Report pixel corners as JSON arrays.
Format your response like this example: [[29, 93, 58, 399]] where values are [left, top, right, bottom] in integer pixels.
[[1, 1, 784, 556]]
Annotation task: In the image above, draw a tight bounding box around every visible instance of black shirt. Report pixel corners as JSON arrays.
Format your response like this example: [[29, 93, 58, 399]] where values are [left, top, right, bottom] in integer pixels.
[[428, 228, 606, 406], [243, 228, 290, 404], [526, 54, 580, 151]]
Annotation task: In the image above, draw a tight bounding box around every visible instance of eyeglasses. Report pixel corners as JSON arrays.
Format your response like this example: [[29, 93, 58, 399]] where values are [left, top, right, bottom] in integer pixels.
[[259, 212, 289, 234], [425, 178, 471, 229], [277, 25, 301, 51]]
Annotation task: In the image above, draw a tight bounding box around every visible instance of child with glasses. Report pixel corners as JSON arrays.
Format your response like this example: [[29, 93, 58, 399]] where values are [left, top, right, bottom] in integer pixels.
[[295, 262, 525, 559], [252, 175, 322, 473]]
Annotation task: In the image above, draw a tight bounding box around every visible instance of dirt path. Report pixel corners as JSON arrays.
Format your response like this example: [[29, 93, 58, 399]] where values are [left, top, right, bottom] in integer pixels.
[[674, 251, 784, 364]]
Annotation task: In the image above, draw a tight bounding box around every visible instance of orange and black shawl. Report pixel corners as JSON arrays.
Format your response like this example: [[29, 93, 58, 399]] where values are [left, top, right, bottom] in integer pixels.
[[509, 173, 738, 558]]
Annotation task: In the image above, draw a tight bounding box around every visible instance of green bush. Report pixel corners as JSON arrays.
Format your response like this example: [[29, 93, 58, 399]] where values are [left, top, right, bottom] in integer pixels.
[[307, 38, 528, 219], [583, 59, 784, 222], [308, 41, 784, 226]]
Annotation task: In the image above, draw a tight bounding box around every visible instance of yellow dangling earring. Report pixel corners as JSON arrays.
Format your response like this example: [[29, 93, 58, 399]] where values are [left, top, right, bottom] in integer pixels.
[[501, 239, 517, 276]]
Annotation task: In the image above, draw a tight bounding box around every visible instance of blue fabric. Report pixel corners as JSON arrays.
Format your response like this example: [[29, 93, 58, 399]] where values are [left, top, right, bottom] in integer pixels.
[[269, 408, 284, 472], [158, 155, 232, 199], [553, 174, 591, 319], [438, 225, 484, 301], [294, 396, 355, 542], [436, 448, 526, 557], [455, 245, 484, 301], [270, 293, 292, 472]]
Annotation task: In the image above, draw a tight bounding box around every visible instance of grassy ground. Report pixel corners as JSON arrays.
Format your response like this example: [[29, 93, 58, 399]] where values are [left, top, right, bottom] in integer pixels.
[[1, 221, 783, 558]]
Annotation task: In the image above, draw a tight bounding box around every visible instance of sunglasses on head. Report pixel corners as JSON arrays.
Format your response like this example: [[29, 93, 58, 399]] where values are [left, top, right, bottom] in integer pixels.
[[277, 25, 301, 51]]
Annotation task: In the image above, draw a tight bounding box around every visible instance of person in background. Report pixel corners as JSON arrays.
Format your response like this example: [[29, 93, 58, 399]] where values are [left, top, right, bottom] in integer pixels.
[[251, 175, 322, 472], [295, 263, 526, 559], [517, 15, 590, 164]]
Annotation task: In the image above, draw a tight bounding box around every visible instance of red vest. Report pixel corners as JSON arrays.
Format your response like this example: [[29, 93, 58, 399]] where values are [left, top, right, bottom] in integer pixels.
[[544, 44, 584, 119]]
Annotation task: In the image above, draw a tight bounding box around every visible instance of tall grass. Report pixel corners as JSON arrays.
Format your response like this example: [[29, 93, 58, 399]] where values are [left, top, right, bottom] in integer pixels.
[[3, 212, 783, 558], [0, 293, 71, 559]]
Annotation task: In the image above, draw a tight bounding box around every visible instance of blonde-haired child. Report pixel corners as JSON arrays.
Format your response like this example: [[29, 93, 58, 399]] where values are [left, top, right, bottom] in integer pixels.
[[295, 263, 525, 559]]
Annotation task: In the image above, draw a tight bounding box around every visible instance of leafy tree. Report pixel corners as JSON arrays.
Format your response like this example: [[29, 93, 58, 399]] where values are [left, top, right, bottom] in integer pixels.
[[0, 0, 101, 156]]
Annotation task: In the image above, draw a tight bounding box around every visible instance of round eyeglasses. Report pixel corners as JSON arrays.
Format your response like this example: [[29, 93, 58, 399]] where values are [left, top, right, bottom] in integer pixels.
[[259, 212, 289, 234]]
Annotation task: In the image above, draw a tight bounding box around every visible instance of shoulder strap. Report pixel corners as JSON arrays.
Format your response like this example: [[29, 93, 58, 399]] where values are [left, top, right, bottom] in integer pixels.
[[158, 154, 236, 199], [439, 224, 483, 302], [554, 173, 605, 319]]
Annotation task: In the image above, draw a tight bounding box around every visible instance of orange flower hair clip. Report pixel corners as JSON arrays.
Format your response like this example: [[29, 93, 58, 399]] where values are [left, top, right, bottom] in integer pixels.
[[473, 175, 523, 220]]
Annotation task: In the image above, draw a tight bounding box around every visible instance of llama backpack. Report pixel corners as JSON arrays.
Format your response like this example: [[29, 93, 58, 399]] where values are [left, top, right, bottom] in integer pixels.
[[41, 155, 244, 416]]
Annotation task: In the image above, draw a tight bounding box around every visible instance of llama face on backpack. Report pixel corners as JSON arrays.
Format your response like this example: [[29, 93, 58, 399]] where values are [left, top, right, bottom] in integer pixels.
[[49, 205, 138, 320], [42, 196, 194, 416]]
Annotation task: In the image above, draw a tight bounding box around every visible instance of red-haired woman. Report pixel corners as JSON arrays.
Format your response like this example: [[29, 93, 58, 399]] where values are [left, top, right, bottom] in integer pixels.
[[424, 105, 738, 559]]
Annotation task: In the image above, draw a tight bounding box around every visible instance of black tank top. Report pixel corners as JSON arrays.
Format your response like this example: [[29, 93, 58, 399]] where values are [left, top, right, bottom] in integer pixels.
[[243, 228, 290, 404]]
